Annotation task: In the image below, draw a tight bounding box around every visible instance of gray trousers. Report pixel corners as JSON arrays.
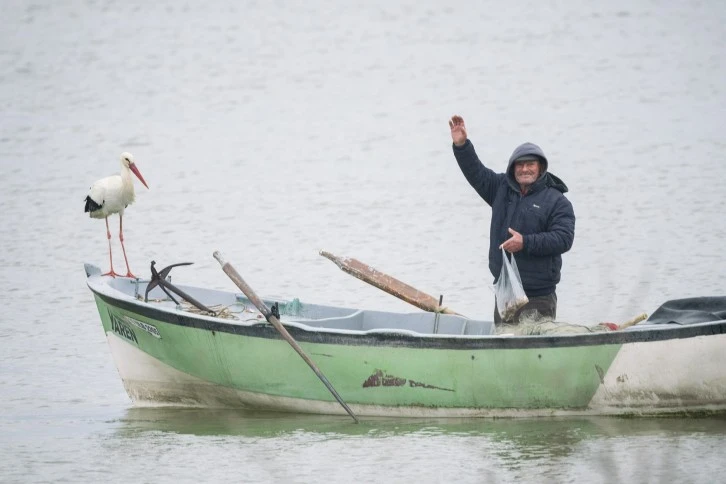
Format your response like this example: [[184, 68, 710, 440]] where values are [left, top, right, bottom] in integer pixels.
[[494, 292, 557, 325]]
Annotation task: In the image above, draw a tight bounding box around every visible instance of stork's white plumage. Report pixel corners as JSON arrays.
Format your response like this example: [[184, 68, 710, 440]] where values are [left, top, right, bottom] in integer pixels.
[[84, 152, 149, 278]]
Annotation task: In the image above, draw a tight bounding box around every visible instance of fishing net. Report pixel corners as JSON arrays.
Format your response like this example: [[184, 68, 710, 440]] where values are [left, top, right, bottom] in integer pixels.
[[497, 320, 593, 335], [495, 313, 624, 335]]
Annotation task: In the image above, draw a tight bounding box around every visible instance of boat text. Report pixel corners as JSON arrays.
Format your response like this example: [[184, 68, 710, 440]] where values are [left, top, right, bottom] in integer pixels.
[[123, 316, 161, 339], [110, 313, 138, 344]]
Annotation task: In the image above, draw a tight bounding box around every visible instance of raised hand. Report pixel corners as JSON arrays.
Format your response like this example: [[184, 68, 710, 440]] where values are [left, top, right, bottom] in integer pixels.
[[448, 115, 468, 147]]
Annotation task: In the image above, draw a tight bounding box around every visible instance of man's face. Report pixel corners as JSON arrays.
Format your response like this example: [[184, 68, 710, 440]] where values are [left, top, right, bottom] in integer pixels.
[[514, 160, 541, 188]]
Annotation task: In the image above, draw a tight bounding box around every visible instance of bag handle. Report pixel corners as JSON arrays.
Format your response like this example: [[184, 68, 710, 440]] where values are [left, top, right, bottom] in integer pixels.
[[500, 247, 512, 269]]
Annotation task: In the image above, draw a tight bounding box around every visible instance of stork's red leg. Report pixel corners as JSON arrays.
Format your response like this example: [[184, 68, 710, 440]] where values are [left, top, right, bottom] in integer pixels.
[[102, 217, 120, 277], [118, 214, 137, 278]]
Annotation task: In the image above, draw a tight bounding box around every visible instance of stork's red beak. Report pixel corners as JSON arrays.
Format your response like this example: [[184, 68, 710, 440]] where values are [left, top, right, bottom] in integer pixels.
[[129, 162, 149, 189]]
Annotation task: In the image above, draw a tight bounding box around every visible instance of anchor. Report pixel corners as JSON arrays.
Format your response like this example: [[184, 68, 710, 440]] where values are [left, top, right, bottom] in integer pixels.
[[144, 261, 216, 316]]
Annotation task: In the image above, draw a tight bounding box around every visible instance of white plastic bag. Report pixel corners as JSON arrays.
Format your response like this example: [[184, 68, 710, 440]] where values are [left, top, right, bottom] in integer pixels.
[[494, 248, 529, 321]]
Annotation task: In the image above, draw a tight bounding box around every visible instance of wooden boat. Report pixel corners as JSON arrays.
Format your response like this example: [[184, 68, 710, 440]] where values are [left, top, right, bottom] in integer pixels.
[[85, 262, 726, 418]]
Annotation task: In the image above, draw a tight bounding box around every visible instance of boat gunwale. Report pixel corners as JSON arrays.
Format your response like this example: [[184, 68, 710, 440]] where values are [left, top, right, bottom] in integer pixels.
[[87, 274, 726, 350]]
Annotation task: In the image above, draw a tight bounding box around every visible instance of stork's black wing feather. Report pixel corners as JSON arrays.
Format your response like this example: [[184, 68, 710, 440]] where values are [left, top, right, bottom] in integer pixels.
[[84, 196, 102, 213]]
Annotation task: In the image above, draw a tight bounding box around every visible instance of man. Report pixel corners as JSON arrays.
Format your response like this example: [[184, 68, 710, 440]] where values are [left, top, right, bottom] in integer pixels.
[[448, 115, 575, 324]]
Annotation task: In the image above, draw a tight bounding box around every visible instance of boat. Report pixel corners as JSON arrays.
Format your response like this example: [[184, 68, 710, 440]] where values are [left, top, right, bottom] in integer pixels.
[[85, 260, 726, 418]]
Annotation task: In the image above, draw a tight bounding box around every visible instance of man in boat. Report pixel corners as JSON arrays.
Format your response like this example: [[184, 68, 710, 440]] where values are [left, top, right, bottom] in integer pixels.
[[448, 115, 575, 324]]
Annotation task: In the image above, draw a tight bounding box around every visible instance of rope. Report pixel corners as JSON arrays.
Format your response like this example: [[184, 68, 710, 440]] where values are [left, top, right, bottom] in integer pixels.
[[179, 301, 242, 320]]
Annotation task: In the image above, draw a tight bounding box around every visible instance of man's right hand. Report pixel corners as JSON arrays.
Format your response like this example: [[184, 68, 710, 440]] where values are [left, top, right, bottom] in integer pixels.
[[449, 115, 468, 147]]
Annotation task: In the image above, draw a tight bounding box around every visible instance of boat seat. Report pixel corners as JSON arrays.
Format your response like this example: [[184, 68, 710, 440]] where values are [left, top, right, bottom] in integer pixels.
[[360, 310, 436, 334], [296, 310, 365, 331], [462, 320, 496, 335], [433, 317, 496, 336]]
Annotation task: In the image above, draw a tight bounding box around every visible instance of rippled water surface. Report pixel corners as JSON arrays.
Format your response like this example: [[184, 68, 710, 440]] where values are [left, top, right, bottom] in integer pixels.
[[1, 0, 725, 482]]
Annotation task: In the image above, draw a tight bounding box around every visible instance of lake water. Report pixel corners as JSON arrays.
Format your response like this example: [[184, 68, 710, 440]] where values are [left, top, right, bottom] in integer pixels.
[[1, 0, 725, 482]]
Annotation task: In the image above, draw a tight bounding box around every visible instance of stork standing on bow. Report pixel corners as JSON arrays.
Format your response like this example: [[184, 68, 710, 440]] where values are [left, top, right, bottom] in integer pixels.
[[84, 152, 149, 278]]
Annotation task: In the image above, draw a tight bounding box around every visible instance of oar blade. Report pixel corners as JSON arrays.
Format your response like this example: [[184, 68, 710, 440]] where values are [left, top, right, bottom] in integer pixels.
[[319, 250, 458, 315]]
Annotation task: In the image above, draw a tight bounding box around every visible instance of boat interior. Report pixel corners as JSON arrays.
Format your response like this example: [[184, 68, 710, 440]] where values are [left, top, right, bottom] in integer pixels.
[[89, 265, 496, 336]]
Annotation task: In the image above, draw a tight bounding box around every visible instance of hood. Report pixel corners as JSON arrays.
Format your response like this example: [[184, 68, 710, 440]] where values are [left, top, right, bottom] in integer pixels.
[[506, 142, 569, 194], [543, 172, 569, 193], [507, 142, 548, 174]]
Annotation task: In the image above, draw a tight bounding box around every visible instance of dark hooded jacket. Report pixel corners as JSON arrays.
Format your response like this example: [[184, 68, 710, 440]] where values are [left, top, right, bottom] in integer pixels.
[[453, 140, 575, 297]]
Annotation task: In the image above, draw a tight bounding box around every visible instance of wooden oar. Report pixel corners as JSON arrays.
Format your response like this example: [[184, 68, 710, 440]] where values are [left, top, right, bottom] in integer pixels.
[[319, 250, 461, 316], [213, 251, 359, 423]]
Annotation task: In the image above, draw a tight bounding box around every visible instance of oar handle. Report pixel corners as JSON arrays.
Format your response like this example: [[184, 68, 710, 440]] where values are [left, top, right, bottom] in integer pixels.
[[618, 312, 648, 330], [213, 251, 272, 318], [213, 251, 359, 423]]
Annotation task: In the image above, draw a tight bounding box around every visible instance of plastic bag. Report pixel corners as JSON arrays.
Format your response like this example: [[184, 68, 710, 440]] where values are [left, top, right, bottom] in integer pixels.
[[494, 248, 529, 322]]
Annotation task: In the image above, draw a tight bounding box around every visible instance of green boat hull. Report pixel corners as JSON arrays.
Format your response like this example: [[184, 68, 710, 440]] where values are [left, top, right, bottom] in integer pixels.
[[87, 265, 726, 417]]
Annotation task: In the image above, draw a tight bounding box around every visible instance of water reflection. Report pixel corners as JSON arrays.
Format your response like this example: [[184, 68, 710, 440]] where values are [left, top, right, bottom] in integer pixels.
[[119, 406, 726, 442], [112, 408, 726, 481]]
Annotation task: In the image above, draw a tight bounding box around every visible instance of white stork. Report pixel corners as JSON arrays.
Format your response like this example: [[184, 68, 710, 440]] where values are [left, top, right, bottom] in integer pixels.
[[84, 152, 149, 278]]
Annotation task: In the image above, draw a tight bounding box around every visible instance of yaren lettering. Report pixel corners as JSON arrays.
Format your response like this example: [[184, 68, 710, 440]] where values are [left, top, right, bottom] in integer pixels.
[[110, 314, 138, 344]]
